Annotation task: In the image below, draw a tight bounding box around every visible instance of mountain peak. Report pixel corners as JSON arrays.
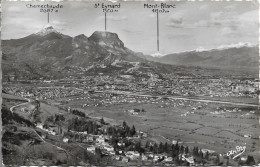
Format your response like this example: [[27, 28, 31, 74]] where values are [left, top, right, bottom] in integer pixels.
[[150, 52, 165, 58], [35, 24, 60, 36], [89, 31, 124, 49], [92, 31, 118, 37], [74, 34, 88, 39]]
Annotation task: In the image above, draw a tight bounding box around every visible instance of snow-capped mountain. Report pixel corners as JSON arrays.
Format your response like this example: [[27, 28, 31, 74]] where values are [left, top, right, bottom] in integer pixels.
[[35, 25, 60, 36], [150, 52, 165, 58], [155, 43, 259, 69], [216, 42, 256, 50], [193, 42, 257, 53]]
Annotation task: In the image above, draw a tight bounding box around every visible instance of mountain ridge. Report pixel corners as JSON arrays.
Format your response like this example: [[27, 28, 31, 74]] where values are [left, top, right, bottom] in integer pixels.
[[145, 45, 259, 70], [2, 25, 258, 81], [2, 25, 154, 81]]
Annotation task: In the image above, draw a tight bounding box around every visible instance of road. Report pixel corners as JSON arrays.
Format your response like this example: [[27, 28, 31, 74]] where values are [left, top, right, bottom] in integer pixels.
[[9, 98, 32, 113], [95, 91, 259, 107], [8, 96, 70, 159]]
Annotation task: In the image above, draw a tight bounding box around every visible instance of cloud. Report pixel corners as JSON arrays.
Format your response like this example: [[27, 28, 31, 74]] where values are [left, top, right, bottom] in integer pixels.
[[107, 16, 127, 21], [239, 10, 258, 25], [193, 20, 210, 27], [122, 29, 143, 34], [224, 4, 236, 11], [97, 15, 127, 22], [51, 20, 67, 31], [199, 4, 209, 11], [52, 20, 67, 26], [168, 34, 192, 39], [6, 6, 22, 12], [167, 15, 184, 28], [148, 13, 156, 18]]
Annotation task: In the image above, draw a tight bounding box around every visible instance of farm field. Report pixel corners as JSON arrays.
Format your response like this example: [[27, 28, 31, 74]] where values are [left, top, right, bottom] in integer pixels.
[[52, 94, 260, 158]]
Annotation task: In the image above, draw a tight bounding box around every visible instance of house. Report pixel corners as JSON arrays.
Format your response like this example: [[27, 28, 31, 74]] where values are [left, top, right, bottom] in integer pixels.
[[172, 140, 178, 145], [63, 137, 69, 143], [201, 149, 215, 154], [153, 155, 160, 162], [115, 155, 121, 161], [87, 145, 96, 154], [142, 155, 148, 161], [122, 157, 129, 163], [181, 154, 195, 165], [142, 132, 148, 138], [36, 123, 44, 129], [164, 156, 173, 162], [82, 136, 94, 143], [126, 151, 140, 160], [103, 144, 114, 152], [147, 152, 154, 159], [87, 136, 94, 142], [96, 135, 105, 143], [244, 134, 251, 138], [241, 157, 247, 161], [117, 141, 125, 147]]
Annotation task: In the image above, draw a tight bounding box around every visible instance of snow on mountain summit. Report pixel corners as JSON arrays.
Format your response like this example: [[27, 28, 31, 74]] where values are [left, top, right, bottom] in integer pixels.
[[35, 25, 60, 36], [217, 42, 256, 50], [193, 42, 256, 53], [151, 52, 165, 58]]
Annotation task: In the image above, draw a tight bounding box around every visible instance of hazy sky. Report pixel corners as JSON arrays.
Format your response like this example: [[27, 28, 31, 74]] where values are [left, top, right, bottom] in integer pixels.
[[2, 1, 259, 55]]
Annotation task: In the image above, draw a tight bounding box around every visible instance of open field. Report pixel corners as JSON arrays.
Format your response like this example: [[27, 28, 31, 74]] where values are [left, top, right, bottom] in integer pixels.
[[51, 93, 260, 160]]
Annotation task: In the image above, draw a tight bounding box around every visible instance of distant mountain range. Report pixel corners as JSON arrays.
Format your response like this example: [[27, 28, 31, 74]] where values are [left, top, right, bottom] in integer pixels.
[[2, 25, 258, 81], [146, 44, 259, 70]]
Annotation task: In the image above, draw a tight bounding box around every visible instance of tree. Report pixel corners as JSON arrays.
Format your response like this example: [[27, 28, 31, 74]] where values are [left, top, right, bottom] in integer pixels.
[[175, 156, 180, 165], [175, 142, 179, 151], [205, 151, 209, 160], [46, 115, 54, 123], [159, 142, 163, 153], [100, 117, 105, 124], [193, 147, 199, 156], [130, 125, 136, 136], [125, 126, 130, 136], [199, 149, 203, 158], [145, 141, 149, 148], [149, 145, 154, 152], [180, 145, 184, 153], [164, 142, 169, 153], [246, 155, 255, 166], [123, 121, 127, 129], [185, 146, 189, 154], [152, 143, 158, 154], [95, 148, 102, 157], [135, 141, 144, 153], [214, 154, 220, 165], [226, 159, 229, 166]]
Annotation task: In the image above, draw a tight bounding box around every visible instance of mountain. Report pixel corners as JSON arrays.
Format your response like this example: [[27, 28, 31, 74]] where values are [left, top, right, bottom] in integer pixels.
[[150, 52, 165, 58], [146, 44, 259, 70], [3, 25, 257, 81], [2, 25, 173, 81]]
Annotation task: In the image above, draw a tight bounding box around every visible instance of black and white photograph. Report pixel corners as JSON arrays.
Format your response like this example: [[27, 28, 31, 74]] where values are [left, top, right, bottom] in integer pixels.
[[1, 0, 259, 166]]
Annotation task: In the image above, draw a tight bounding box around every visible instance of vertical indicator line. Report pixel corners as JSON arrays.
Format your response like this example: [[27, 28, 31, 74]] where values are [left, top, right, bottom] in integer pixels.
[[48, 12, 50, 24], [157, 11, 159, 52], [105, 12, 106, 31]]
